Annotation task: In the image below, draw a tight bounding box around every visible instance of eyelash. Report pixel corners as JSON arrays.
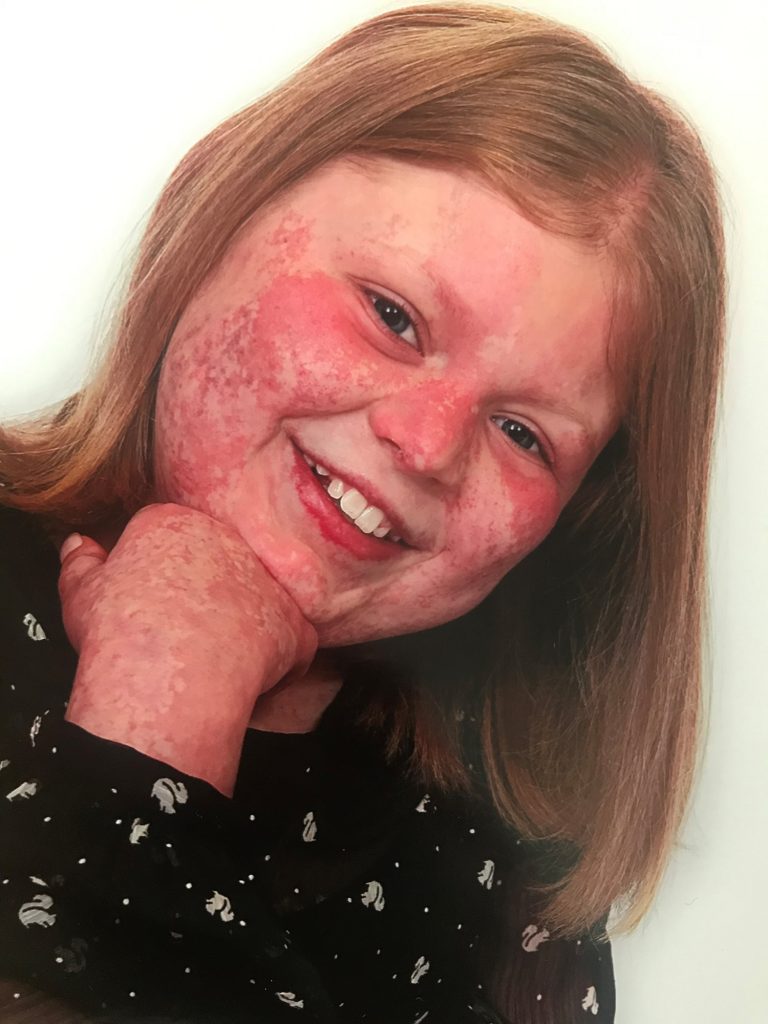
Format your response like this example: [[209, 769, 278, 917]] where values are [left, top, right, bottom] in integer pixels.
[[366, 288, 550, 465]]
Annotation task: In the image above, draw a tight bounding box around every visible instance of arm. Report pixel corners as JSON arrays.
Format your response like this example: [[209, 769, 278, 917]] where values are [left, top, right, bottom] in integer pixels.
[[1, 702, 330, 1022], [59, 504, 316, 794], [0, 504, 333, 1021]]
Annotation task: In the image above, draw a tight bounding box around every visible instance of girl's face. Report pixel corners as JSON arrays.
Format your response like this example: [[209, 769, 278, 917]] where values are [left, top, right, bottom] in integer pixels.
[[154, 156, 622, 645]]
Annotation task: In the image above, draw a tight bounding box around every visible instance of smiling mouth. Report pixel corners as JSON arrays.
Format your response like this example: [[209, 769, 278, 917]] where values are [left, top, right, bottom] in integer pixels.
[[299, 451, 410, 548]]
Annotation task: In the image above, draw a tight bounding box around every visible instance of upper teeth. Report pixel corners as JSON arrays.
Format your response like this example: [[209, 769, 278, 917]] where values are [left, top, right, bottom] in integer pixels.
[[301, 453, 401, 541]]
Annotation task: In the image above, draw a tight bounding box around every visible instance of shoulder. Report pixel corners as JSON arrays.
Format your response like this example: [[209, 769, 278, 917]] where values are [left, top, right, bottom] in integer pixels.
[[474, 830, 616, 1023], [490, 915, 615, 1023], [434, 780, 616, 1023]]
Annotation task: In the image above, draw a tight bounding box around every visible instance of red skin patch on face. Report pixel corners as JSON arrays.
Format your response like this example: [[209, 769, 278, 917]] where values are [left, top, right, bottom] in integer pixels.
[[152, 158, 621, 645], [266, 211, 314, 265]]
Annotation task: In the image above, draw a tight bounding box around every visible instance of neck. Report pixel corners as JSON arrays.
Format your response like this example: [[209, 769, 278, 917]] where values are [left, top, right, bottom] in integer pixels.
[[248, 653, 344, 734]]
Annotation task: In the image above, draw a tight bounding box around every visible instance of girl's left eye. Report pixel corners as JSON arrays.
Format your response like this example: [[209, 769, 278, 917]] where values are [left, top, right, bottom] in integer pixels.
[[368, 291, 420, 349], [491, 415, 549, 463]]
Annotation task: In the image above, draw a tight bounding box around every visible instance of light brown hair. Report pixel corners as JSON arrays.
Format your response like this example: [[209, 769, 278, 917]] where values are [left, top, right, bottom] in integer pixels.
[[0, 0, 727, 955]]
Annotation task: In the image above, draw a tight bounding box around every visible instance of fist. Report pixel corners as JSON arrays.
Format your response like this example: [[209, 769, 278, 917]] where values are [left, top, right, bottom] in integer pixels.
[[58, 503, 318, 792]]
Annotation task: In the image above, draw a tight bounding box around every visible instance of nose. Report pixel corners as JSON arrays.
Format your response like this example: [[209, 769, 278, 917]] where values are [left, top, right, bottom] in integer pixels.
[[367, 382, 476, 487]]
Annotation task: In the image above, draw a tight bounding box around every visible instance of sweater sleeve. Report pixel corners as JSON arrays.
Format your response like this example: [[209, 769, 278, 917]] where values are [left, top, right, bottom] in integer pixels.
[[1, 715, 343, 1023]]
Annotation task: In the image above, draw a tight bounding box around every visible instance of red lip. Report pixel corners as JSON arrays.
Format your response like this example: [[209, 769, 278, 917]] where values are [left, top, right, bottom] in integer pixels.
[[293, 442, 419, 549], [291, 446, 406, 562]]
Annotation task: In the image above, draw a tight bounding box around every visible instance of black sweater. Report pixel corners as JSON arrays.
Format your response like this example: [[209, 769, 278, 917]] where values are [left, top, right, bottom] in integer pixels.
[[0, 505, 615, 1023]]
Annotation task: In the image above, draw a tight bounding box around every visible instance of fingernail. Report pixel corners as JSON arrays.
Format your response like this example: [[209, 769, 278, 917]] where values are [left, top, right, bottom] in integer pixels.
[[60, 533, 84, 562]]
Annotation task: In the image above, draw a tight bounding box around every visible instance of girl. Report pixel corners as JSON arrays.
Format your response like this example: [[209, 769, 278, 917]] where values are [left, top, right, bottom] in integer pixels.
[[0, 4, 726, 1022]]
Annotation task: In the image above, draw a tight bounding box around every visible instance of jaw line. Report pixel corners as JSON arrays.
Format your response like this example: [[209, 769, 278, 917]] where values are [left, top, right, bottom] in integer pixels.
[[308, 550, 450, 646]]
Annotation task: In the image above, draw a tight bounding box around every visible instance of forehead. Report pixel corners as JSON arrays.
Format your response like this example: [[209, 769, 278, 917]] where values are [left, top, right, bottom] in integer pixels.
[[263, 155, 612, 343], [277, 155, 595, 252]]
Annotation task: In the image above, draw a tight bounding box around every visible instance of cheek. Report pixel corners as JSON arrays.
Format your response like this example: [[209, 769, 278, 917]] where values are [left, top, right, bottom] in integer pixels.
[[153, 316, 271, 504], [165, 270, 380, 412], [240, 272, 381, 406], [154, 273, 383, 498], [451, 463, 561, 583]]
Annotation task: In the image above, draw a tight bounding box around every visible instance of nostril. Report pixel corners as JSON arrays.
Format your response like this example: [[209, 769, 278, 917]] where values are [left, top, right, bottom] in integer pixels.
[[381, 436, 403, 456]]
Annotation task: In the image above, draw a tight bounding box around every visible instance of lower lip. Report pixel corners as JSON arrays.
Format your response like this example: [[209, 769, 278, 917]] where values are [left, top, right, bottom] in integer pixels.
[[291, 446, 404, 562]]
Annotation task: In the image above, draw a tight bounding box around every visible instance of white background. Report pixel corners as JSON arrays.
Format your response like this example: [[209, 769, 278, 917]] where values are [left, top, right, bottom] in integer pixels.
[[1, 2, 765, 1021]]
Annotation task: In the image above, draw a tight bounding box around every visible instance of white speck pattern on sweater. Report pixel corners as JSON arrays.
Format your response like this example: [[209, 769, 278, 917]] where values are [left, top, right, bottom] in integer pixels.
[[0, 506, 615, 1022]]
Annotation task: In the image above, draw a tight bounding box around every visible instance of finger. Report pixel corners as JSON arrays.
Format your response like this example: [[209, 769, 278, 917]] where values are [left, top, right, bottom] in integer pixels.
[[58, 533, 108, 608], [59, 532, 84, 562], [58, 532, 109, 567], [57, 534, 109, 653]]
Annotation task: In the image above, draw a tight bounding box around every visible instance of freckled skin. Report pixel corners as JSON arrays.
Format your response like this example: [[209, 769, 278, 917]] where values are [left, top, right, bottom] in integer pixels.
[[153, 156, 622, 646], [61, 505, 317, 792]]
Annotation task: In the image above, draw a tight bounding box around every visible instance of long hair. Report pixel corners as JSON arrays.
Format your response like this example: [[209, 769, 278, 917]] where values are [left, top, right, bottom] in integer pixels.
[[0, 2, 727, 949]]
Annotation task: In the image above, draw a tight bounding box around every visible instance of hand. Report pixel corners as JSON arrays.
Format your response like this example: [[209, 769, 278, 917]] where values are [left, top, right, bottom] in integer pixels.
[[58, 503, 317, 794]]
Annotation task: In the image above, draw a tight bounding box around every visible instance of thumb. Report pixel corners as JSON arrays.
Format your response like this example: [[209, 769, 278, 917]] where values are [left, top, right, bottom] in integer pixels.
[[58, 532, 109, 570], [58, 533, 109, 652]]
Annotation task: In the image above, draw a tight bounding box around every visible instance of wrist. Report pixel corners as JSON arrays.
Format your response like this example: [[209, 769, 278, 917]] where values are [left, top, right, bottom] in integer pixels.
[[66, 643, 260, 795]]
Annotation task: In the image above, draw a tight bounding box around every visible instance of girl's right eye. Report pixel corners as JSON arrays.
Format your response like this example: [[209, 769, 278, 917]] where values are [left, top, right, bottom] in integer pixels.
[[367, 290, 420, 350]]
